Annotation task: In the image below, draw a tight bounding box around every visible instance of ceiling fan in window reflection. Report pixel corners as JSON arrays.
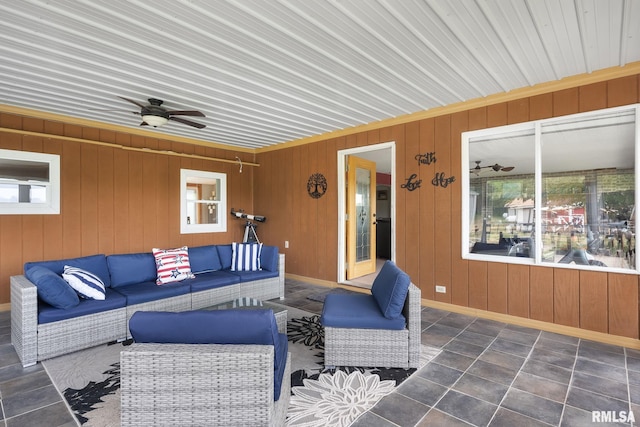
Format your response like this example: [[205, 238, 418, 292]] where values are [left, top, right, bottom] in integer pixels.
[[116, 97, 206, 129], [470, 161, 514, 175]]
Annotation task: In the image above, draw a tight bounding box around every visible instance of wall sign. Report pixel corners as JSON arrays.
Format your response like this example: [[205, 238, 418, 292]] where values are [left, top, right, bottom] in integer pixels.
[[400, 173, 422, 191], [307, 173, 327, 199], [401, 151, 456, 191]]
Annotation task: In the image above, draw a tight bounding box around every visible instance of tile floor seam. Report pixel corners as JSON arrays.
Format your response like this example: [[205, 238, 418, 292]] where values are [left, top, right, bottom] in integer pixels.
[[625, 347, 635, 414]]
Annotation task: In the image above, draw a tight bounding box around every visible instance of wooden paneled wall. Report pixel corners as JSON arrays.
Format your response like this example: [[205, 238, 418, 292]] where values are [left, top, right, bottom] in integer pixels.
[[0, 115, 255, 304], [254, 74, 640, 339]]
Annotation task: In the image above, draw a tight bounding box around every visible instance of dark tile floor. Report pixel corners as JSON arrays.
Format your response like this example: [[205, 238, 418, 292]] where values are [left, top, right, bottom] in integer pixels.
[[1, 279, 639, 426]]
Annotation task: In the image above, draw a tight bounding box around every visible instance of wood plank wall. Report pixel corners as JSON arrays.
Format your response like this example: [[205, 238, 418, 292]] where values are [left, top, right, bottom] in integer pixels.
[[254, 74, 640, 339], [0, 116, 255, 304]]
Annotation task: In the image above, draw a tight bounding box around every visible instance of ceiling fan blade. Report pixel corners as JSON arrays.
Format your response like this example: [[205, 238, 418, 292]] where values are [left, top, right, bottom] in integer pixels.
[[501, 166, 515, 172], [118, 96, 146, 109], [167, 110, 205, 117], [169, 116, 206, 129]]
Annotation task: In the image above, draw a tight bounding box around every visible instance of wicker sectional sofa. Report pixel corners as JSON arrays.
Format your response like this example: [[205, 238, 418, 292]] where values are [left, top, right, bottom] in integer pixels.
[[11, 244, 285, 367]]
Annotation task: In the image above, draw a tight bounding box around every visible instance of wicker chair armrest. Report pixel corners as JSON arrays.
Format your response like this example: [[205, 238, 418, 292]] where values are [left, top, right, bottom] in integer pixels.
[[121, 343, 282, 426], [10, 275, 38, 367], [403, 282, 422, 367]]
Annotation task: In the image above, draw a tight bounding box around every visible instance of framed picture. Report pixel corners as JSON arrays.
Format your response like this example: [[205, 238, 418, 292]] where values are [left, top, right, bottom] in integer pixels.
[[377, 190, 388, 200]]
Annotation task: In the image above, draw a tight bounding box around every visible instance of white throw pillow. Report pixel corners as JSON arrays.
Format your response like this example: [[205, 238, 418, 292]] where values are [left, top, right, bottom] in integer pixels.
[[62, 265, 106, 300]]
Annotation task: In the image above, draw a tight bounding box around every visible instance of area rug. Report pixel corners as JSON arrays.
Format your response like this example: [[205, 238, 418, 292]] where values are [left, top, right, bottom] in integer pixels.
[[43, 305, 439, 426]]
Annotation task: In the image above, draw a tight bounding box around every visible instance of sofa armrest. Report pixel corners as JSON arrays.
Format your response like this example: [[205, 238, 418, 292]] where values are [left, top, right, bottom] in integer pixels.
[[278, 253, 285, 299], [403, 282, 422, 368], [10, 275, 39, 367], [121, 343, 284, 426]]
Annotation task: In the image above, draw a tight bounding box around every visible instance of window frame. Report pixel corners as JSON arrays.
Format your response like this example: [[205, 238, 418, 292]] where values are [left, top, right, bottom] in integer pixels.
[[0, 149, 60, 215], [461, 104, 640, 274], [180, 168, 227, 234]]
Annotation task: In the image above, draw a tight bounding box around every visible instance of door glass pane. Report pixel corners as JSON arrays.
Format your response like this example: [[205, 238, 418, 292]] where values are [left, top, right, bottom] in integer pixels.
[[541, 110, 635, 269], [356, 166, 371, 262]]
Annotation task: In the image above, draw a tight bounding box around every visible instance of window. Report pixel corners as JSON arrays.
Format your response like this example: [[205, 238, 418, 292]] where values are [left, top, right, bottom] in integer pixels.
[[0, 149, 60, 214], [180, 169, 227, 234], [462, 105, 638, 273]]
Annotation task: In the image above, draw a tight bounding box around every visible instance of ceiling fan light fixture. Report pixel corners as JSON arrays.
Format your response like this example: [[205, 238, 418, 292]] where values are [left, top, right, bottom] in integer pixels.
[[141, 114, 169, 127]]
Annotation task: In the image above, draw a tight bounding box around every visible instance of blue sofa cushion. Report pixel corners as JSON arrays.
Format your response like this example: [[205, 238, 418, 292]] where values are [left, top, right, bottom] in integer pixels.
[[187, 271, 240, 292], [188, 245, 223, 274], [111, 280, 191, 305], [129, 309, 288, 400], [370, 260, 410, 319], [25, 254, 111, 288], [107, 253, 157, 288], [230, 269, 279, 282], [260, 245, 279, 272], [25, 266, 79, 310], [38, 288, 127, 324], [216, 245, 233, 270], [320, 293, 406, 330]]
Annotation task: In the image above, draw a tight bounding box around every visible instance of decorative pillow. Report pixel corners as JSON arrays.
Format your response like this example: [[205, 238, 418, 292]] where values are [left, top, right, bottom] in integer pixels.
[[62, 265, 106, 300], [152, 246, 195, 285], [231, 242, 262, 271], [25, 265, 79, 309]]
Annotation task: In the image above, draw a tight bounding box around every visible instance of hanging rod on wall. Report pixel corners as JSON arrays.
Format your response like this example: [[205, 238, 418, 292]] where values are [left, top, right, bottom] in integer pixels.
[[0, 127, 260, 167]]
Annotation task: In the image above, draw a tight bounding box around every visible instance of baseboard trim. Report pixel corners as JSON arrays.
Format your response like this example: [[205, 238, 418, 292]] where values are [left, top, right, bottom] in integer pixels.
[[424, 299, 640, 350]]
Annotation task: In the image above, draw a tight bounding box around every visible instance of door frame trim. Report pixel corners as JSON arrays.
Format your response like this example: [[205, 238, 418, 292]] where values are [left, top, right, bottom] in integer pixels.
[[337, 141, 396, 284]]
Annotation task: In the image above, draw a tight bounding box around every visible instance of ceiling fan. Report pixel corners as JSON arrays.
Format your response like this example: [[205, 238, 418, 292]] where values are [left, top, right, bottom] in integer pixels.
[[470, 160, 515, 175], [118, 97, 206, 129]]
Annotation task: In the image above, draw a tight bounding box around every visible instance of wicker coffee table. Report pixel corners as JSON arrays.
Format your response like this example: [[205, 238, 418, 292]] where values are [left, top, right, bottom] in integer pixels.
[[203, 297, 288, 333]]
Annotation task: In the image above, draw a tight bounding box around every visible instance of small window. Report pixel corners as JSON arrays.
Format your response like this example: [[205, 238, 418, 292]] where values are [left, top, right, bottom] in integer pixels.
[[0, 149, 60, 215], [180, 169, 227, 234]]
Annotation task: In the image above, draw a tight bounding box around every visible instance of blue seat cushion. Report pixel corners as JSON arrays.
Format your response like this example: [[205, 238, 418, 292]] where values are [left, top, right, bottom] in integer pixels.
[[188, 245, 223, 274], [38, 288, 126, 324], [230, 269, 279, 282], [106, 253, 157, 288], [187, 271, 240, 292], [321, 293, 406, 330], [25, 254, 111, 288], [129, 309, 287, 400], [26, 265, 79, 310], [370, 260, 411, 319], [112, 280, 191, 305]]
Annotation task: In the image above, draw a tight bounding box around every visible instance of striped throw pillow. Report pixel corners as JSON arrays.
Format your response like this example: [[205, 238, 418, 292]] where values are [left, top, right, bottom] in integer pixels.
[[231, 242, 262, 271], [153, 246, 196, 285], [62, 265, 106, 300]]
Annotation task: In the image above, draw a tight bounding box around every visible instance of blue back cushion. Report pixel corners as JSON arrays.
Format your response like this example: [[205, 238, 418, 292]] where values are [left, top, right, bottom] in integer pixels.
[[25, 265, 79, 309], [216, 245, 233, 270], [106, 252, 157, 287], [260, 246, 279, 272], [370, 260, 410, 319], [25, 254, 111, 288], [188, 245, 223, 274], [129, 309, 288, 399]]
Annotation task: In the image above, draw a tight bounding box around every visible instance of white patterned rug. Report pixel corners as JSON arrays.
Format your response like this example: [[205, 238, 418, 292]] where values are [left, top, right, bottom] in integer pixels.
[[43, 306, 440, 427]]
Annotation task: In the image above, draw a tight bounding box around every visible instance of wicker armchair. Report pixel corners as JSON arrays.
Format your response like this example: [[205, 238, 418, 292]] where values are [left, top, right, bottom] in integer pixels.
[[120, 309, 290, 427], [322, 261, 421, 369], [121, 343, 291, 427]]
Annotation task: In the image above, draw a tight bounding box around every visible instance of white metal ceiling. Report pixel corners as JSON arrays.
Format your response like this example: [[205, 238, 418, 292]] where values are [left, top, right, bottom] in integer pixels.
[[0, 0, 638, 150]]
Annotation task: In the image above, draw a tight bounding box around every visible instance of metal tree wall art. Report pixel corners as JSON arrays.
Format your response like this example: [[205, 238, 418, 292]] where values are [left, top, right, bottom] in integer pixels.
[[307, 173, 327, 198]]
